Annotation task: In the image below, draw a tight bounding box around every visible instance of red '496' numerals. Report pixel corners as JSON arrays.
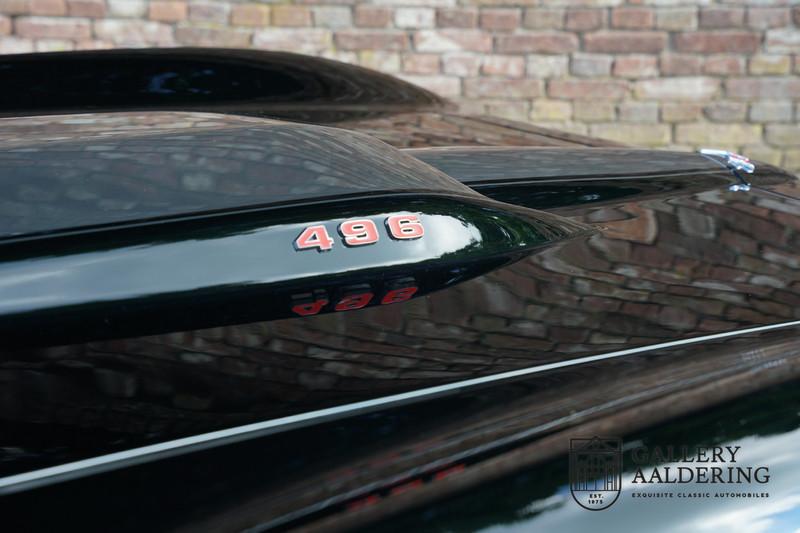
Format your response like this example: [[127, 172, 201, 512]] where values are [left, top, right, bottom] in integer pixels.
[[292, 286, 419, 316], [293, 225, 334, 252], [294, 215, 424, 252]]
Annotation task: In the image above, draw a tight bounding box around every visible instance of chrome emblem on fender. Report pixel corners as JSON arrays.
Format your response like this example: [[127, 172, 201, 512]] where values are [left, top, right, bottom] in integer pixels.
[[700, 149, 754, 192], [700, 149, 755, 174]]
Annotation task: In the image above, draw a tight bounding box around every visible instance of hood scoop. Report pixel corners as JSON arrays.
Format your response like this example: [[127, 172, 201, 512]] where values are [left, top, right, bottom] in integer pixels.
[[0, 115, 592, 346]]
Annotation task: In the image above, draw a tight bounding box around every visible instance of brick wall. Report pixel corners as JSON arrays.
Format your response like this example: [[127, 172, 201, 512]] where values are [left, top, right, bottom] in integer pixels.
[[0, 0, 799, 172]]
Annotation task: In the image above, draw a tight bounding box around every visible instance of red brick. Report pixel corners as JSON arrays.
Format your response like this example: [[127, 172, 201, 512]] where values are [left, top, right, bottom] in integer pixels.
[[548, 79, 628, 100], [700, 7, 745, 28], [584, 31, 667, 54], [522, 8, 564, 30], [336, 30, 407, 51], [149, 1, 186, 22], [747, 8, 790, 29], [726, 77, 800, 99], [614, 55, 657, 78], [550, 326, 589, 343], [464, 78, 541, 99], [354, 6, 390, 28], [174, 25, 248, 47], [0, 0, 30, 15], [272, 5, 311, 27], [30, 0, 65, 15], [675, 31, 760, 54], [437, 8, 477, 28], [403, 53, 440, 74], [704, 55, 745, 75], [660, 54, 703, 76], [479, 8, 519, 32], [231, 4, 269, 27], [622, 302, 661, 322], [188, 2, 229, 24], [611, 8, 653, 29], [582, 296, 621, 312], [15, 16, 90, 39], [565, 8, 604, 31], [496, 32, 578, 54], [67, 0, 104, 17]]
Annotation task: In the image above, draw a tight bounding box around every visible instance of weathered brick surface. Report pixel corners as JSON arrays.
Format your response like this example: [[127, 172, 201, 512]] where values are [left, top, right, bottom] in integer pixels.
[[0, 0, 798, 172], [437, 7, 476, 28], [354, 5, 390, 28], [272, 5, 311, 27], [187, 2, 228, 25], [584, 31, 667, 54], [611, 8, 653, 30], [30, 0, 66, 16], [230, 4, 269, 28], [68, 0, 104, 18], [497, 32, 577, 53], [675, 31, 761, 54], [94, 18, 170, 44], [16, 16, 90, 39], [147, 1, 184, 23]]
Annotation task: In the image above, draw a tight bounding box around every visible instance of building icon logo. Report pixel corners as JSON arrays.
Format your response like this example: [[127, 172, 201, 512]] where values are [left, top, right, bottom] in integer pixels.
[[569, 437, 622, 511]]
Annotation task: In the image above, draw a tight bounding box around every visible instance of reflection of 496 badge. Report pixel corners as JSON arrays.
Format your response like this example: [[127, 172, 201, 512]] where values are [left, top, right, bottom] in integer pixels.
[[293, 214, 424, 252]]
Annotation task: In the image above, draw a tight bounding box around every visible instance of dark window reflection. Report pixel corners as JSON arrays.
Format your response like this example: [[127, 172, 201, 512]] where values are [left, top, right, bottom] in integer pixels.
[[1, 59, 308, 109]]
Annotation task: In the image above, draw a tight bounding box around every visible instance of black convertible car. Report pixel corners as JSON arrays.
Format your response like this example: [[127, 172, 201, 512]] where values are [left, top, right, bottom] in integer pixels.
[[0, 49, 799, 532]]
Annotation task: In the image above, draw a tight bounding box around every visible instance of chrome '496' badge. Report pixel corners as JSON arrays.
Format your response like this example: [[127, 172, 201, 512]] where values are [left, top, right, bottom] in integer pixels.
[[294, 214, 424, 252]]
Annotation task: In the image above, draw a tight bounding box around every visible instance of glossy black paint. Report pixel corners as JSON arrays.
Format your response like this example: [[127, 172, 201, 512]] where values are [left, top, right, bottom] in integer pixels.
[[0, 49, 446, 122], [0, 195, 590, 347], [1, 108, 800, 531], [0, 120, 476, 240], [0, 113, 798, 474], [375, 376, 800, 533], [3, 325, 800, 532], [0, 117, 590, 344], [407, 147, 752, 212], [406, 147, 726, 182]]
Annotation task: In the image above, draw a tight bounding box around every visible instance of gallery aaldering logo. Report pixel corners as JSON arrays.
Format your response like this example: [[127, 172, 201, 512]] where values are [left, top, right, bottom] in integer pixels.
[[569, 436, 772, 511], [569, 437, 622, 511]]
